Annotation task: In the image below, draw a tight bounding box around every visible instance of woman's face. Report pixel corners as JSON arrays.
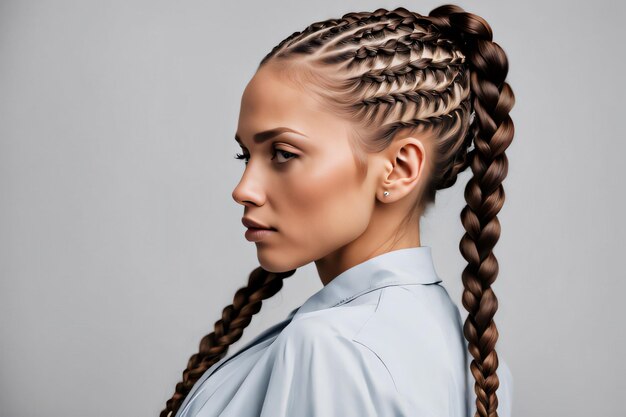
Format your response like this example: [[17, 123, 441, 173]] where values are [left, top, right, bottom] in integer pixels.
[[231, 63, 425, 282]]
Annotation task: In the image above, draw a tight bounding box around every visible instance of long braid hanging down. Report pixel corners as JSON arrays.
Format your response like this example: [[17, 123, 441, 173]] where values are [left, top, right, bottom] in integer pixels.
[[427, 6, 515, 417], [160, 5, 514, 417]]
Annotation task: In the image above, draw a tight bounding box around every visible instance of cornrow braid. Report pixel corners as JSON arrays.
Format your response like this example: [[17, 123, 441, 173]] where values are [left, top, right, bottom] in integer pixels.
[[160, 5, 514, 417]]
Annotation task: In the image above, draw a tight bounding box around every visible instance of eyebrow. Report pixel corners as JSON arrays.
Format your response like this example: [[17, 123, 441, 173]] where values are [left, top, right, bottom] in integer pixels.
[[234, 127, 308, 146]]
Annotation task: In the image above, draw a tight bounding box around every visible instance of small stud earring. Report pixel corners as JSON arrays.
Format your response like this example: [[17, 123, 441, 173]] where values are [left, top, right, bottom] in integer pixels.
[[383, 191, 390, 197]]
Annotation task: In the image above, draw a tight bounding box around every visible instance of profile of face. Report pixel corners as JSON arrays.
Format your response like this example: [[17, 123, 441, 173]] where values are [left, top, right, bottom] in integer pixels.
[[231, 62, 429, 284]]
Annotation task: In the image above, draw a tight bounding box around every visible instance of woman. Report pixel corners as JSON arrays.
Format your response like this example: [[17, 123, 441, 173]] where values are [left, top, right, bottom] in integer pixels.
[[161, 4, 515, 417]]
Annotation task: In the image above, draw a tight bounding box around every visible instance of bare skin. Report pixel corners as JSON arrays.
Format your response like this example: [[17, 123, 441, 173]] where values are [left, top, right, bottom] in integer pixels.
[[231, 62, 434, 286]]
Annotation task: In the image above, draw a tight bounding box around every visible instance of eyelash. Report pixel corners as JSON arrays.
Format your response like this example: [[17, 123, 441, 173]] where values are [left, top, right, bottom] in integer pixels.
[[234, 148, 298, 165]]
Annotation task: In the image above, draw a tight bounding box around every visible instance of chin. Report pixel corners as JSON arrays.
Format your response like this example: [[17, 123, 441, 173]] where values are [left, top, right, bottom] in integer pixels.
[[256, 249, 299, 273], [257, 259, 291, 274]]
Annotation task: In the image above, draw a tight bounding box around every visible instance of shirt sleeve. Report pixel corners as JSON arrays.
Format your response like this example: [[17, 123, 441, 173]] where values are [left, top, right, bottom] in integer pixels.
[[259, 316, 408, 417]]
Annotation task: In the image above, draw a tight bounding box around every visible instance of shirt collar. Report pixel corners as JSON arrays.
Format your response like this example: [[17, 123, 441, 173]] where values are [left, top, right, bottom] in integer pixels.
[[292, 246, 442, 318]]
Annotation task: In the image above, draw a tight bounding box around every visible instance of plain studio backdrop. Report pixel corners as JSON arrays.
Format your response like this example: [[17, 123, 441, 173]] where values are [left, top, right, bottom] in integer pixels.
[[1, 1, 624, 416]]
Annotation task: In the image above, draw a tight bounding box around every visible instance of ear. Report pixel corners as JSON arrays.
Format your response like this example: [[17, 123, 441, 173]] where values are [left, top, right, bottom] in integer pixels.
[[376, 137, 427, 203]]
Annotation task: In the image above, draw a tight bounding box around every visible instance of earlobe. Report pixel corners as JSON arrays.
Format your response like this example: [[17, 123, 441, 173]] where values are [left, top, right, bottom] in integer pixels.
[[378, 188, 392, 203]]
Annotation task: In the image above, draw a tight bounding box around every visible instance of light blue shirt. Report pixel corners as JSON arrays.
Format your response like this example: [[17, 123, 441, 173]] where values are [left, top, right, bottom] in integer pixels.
[[174, 246, 513, 417]]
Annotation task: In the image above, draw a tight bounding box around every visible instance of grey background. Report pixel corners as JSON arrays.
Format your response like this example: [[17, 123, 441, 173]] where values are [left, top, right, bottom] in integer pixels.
[[1, 1, 624, 416]]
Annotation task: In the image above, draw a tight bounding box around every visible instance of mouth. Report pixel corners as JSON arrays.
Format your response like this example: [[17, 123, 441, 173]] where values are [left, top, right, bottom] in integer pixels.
[[244, 227, 277, 242], [241, 217, 277, 242], [242, 217, 277, 231], [246, 225, 277, 232]]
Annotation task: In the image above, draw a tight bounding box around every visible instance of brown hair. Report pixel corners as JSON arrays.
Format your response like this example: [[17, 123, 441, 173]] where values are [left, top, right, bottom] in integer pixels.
[[160, 5, 515, 417]]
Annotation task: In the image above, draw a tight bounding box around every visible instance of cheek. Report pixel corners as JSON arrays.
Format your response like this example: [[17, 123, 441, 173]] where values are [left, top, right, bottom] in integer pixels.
[[280, 153, 371, 249]]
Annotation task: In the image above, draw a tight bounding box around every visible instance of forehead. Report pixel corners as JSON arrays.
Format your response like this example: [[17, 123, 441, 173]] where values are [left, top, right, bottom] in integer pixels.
[[236, 63, 348, 143]]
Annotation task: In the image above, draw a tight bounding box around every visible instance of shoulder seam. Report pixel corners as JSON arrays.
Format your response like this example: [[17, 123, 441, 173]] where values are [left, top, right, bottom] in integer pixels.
[[351, 289, 383, 338], [352, 338, 398, 393], [351, 289, 399, 393]]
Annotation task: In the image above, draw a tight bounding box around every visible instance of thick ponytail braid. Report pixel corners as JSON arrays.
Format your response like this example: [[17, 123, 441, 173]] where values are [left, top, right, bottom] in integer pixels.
[[427, 5, 516, 417], [159, 267, 296, 417]]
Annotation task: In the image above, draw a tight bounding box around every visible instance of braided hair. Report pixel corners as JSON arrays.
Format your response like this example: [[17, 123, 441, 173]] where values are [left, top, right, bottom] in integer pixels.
[[160, 5, 515, 417]]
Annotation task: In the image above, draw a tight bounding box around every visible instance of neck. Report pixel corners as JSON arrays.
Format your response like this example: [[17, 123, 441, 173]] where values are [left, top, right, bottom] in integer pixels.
[[314, 210, 421, 286]]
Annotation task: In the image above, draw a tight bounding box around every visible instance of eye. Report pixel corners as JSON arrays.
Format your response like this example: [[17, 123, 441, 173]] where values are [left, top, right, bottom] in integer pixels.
[[271, 149, 298, 163], [234, 152, 249, 164], [233, 148, 298, 165]]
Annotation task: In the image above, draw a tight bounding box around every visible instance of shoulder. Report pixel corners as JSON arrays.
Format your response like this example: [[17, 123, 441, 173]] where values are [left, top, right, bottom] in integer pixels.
[[278, 289, 383, 345], [261, 304, 408, 416], [272, 303, 381, 363], [352, 285, 469, 400], [354, 283, 463, 347], [268, 301, 396, 389]]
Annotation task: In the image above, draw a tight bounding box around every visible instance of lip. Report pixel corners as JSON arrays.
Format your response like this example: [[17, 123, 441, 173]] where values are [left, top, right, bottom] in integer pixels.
[[242, 217, 277, 242], [242, 217, 276, 230], [244, 227, 276, 242]]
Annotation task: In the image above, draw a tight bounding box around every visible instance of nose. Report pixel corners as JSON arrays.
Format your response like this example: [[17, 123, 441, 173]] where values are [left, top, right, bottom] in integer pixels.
[[231, 173, 266, 207]]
